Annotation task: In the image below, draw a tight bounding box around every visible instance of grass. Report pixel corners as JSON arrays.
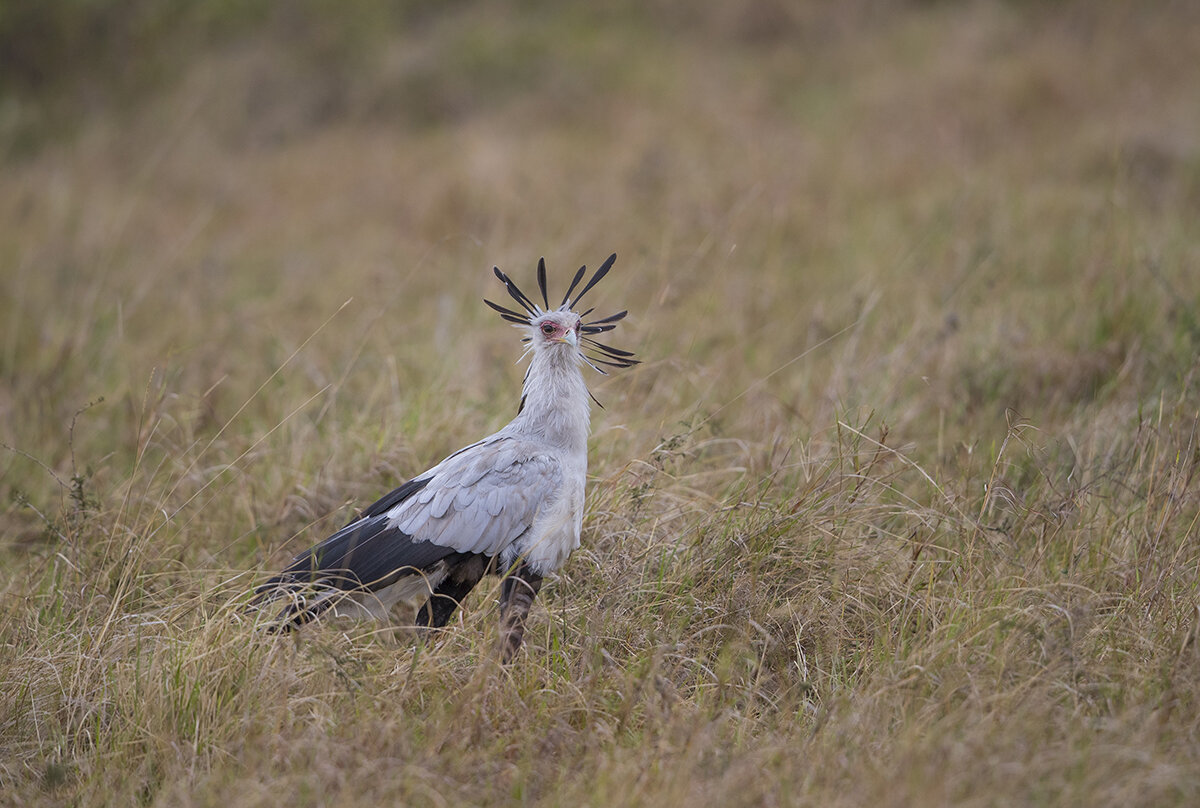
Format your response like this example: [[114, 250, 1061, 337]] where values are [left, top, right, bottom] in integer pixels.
[[2, 1, 1200, 805]]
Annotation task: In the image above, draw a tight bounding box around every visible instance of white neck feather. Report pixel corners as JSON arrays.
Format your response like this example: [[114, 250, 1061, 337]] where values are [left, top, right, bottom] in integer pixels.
[[508, 346, 591, 454]]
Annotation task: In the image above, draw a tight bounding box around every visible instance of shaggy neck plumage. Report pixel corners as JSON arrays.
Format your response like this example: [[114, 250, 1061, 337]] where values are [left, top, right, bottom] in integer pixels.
[[509, 345, 591, 453]]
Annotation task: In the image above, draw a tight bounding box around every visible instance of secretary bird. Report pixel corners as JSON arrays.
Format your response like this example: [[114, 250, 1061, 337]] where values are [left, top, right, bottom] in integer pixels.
[[254, 254, 637, 661]]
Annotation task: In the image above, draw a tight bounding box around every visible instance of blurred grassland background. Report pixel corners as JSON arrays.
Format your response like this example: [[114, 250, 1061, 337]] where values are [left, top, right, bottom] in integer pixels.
[[1, 0, 1199, 805]]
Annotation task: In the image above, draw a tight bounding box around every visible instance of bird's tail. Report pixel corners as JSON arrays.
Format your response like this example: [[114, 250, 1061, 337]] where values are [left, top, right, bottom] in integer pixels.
[[249, 571, 364, 631]]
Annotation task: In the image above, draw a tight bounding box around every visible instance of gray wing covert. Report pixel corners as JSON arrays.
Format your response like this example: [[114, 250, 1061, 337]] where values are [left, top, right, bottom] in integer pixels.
[[389, 438, 563, 558]]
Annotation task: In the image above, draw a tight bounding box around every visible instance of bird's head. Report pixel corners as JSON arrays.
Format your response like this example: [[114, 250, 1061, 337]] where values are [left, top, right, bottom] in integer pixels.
[[484, 253, 639, 375], [531, 311, 581, 350]]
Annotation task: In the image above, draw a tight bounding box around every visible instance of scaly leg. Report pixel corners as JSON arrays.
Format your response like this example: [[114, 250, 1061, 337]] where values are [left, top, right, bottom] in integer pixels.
[[498, 561, 543, 663]]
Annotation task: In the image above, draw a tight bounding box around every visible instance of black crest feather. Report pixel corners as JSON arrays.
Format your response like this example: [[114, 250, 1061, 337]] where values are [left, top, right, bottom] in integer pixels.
[[536, 257, 549, 310], [492, 266, 539, 315], [484, 298, 530, 324], [485, 253, 638, 375], [561, 265, 587, 308], [570, 253, 617, 309]]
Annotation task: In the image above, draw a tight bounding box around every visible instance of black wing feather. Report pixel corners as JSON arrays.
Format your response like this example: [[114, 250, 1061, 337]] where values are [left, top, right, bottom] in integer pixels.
[[264, 514, 454, 592], [360, 476, 430, 519], [255, 476, 457, 625]]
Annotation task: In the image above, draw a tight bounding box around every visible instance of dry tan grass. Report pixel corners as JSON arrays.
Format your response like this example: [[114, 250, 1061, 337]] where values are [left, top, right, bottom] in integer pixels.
[[2, 2, 1199, 805]]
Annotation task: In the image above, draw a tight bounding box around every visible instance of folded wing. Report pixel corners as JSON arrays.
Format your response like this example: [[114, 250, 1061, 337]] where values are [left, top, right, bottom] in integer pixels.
[[255, 437, 562, 625]]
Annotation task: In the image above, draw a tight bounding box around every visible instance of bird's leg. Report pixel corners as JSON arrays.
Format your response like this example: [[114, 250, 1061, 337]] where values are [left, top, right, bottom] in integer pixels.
[[416, 554, 489, 629], [497, 561, 543, 663]]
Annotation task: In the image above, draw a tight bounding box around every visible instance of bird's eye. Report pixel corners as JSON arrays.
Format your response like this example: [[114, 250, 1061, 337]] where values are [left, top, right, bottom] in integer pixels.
[[540, 323, 556, 335]]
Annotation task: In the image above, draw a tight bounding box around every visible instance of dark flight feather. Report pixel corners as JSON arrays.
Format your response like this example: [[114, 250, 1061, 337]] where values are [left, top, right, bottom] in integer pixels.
[[255, 477, 460, 626], [359, 477, 430, 519]]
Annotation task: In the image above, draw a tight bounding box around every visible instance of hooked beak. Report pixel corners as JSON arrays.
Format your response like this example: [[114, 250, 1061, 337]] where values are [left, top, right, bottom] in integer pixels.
[[558, 329, 578, 348]]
